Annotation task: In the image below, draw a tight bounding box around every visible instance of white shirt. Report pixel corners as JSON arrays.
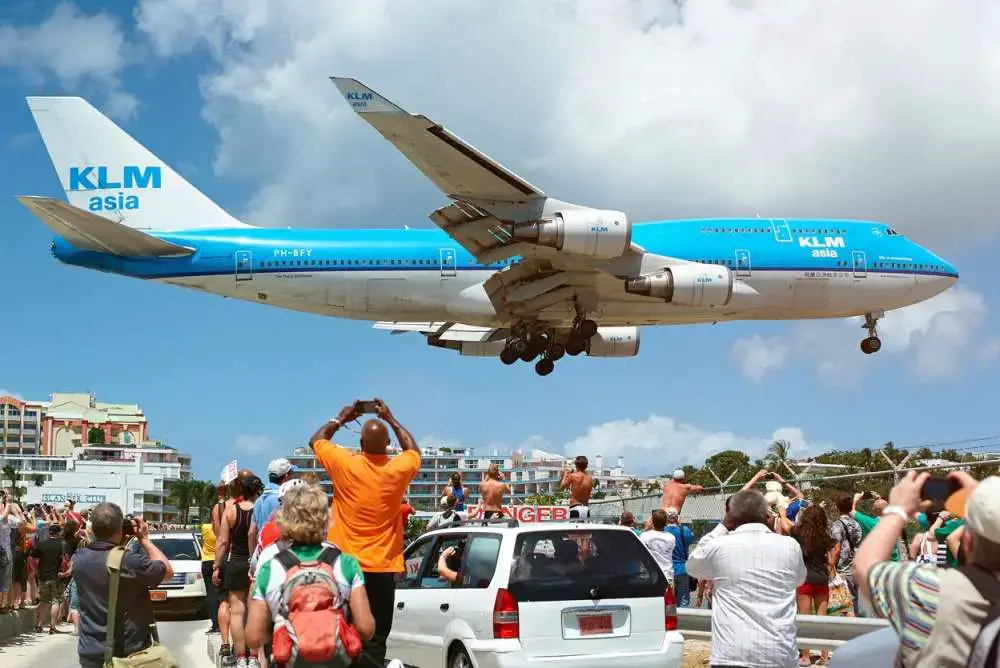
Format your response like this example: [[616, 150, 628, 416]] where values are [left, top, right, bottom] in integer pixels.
[[638, 529, 676, 581], [686, 523, 806, 668]]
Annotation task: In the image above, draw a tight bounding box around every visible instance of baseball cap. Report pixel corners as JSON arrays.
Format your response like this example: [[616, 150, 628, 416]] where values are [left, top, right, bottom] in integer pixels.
[[672, 469, 685, 480], [267, 458, 296, 478], [964, 476, 1000, 543]]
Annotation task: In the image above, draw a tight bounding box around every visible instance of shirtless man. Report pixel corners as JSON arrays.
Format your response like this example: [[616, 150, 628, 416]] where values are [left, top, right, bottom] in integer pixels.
[[661, 469, 704, 514], [560, 456, 594, 519], [479, 464, 509, 519]]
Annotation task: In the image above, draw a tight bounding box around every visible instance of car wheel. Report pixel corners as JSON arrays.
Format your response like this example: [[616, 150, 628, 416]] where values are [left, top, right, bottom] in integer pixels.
[[449, 646, 473, 668]]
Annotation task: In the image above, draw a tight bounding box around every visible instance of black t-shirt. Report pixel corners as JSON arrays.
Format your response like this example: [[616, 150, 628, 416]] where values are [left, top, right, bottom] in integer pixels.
[[31, 537, 65, 581], [793, 532, 830, 585]]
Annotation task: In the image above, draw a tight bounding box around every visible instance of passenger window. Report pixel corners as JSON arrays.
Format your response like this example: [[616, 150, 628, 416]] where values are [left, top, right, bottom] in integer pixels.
[[461, 535, 502, 589], [397, 537, 435, 590], [420, 534, 468, 589]]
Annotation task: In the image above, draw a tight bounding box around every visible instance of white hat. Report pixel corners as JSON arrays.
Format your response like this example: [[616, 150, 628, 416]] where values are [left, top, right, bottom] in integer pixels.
[[278, 478, 307, 500], [672, 469, 685, 480], [965, 476, 1000, 543], [267, 458, 295, 479]]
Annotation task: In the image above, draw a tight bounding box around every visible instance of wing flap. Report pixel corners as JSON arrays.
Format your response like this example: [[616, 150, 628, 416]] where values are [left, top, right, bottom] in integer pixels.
[[372, 321, 504, 343], [332, 77, 545, 203], [18, 196, 194, 257]]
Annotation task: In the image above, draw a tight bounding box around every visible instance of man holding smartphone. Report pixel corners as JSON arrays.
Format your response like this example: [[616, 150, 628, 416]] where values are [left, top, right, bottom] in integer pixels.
[[309, 398, 420, 667]]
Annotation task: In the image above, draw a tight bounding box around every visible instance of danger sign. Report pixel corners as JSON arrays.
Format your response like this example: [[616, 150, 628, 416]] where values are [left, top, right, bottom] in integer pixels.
[[464, 505, 570, 523]]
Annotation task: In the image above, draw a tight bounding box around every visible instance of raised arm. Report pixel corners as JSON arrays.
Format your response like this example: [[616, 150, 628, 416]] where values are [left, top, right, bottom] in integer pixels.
[[375, 399, 419, 455], [559, 470, 573, 490], [741, 469, 769, 492], [309, 402, 361, 450]]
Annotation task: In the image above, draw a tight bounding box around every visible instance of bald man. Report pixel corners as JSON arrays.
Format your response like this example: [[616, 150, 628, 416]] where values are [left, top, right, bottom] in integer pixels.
[[479, 464, 510, 519], [308, 399, 420, 667]]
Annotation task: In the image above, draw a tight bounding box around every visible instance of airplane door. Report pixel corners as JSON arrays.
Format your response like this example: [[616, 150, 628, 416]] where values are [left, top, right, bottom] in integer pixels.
[[235, 250, 253, 282], [852, 250, 867, 278], [439, 248, 457, 278], [771, 219, 793, 243], [735, 249, 751, 277]]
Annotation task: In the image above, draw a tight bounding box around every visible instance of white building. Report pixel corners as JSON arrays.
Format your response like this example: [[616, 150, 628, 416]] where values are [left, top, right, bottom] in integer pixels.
[[2, 442, 192, 522]]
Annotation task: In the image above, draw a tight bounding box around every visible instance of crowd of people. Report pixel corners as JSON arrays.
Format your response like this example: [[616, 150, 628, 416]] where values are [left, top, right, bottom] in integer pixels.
[[1, 398, 998, 668]]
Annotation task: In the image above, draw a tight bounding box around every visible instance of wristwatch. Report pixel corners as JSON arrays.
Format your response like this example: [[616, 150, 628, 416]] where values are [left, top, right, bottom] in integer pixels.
[[881, 505, 909, 522]]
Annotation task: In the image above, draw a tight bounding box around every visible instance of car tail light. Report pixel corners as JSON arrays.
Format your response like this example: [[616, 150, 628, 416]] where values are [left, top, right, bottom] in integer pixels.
[[664, 584, 678, 631], [493, 588, 520, 639]]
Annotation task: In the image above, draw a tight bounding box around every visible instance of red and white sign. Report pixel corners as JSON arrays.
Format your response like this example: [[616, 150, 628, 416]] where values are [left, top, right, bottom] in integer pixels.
[[465, 505, 570, 523]]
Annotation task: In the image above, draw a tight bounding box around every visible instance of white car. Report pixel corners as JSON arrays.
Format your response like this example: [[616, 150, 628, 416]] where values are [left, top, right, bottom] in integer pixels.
[[148, 531, 207, 616], [389, 519, 684, 668]]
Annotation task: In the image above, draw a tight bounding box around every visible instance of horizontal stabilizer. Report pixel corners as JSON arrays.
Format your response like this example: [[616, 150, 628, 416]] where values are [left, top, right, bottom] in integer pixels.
[[18, 196, 194, 257]]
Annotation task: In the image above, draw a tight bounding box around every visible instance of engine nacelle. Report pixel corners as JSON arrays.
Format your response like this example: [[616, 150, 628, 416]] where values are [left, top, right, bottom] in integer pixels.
[[511, 209, 631, 259], [624, 263, 733, 307], [586, 326, 640, 358], [428, 338, 506, 357]]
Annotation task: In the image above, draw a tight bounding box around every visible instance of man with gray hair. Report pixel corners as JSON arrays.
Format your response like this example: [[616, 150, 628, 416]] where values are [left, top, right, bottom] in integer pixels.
[[687, 489, 805, 668], [71, 502, 173, 667]]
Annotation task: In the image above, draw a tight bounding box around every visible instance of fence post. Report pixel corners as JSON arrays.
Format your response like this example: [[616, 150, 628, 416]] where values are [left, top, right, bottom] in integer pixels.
[[706, 466, 736, 492], [879, 450, 913, 484]]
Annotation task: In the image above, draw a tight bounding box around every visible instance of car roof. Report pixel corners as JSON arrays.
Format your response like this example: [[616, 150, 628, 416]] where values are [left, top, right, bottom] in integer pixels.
[[423, 521, 632, 537], [149, 532, 199, 540]]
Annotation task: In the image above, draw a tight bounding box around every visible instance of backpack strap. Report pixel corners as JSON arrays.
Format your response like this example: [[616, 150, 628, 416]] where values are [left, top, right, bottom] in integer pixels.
[[959, 564, 1000, 668], [317, 545, 342, 567], [275, 548, 300, 572], [104, 546, 127, 665]]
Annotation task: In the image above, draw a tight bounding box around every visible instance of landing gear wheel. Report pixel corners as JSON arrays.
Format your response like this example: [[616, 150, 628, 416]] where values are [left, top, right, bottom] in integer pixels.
[[548, 342, 566, 361], [860, 336, 882, 355], [528, 335, 548, 358], [860, 311, 883, 355], [511, 337, 528, 354], [535, 358, 555, 376], [565, 337, 586, 356], [577, 318, 598, 338], [499, 348, 518, 365]]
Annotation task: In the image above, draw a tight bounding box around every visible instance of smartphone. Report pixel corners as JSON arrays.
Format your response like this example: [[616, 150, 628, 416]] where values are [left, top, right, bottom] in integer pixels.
[[921, 476, 962, 502], [861, 491, 874, 500], [357, 400, 378, 414]]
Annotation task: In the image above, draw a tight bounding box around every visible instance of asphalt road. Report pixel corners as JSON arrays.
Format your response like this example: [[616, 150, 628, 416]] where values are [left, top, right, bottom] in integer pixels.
[[1, 617, 215, 667]]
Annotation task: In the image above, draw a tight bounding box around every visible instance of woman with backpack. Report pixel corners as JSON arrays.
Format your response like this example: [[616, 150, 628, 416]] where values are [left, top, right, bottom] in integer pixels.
[[245, 483, 376, 667]]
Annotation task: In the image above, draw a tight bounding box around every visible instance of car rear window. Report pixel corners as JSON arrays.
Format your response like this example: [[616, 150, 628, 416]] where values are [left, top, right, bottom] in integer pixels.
[[152, 538, 199, 561], [508, 529, 668, 602]]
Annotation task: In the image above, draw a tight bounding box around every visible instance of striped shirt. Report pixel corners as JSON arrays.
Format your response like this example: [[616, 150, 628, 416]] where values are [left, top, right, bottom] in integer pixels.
[[867, 561, 940, 653]]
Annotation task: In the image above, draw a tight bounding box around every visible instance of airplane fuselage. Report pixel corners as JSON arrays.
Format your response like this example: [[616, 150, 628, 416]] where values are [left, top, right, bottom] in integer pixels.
[[52, 217, 958, 328]]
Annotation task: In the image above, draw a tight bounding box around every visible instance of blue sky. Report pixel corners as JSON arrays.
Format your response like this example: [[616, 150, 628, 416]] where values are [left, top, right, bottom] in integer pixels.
[[2, 2, 1000, 480]]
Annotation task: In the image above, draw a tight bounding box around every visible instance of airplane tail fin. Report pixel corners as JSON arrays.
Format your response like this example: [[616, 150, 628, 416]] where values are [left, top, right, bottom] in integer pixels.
[[25, 96, 249, 230]]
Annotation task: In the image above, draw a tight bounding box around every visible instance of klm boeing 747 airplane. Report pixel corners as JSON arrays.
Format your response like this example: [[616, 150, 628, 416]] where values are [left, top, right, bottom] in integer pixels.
[[19, 78, 958, 376]]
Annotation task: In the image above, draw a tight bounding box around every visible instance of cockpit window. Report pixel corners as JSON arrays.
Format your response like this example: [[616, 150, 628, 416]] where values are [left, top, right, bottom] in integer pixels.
[[886, 228, 900, 236]]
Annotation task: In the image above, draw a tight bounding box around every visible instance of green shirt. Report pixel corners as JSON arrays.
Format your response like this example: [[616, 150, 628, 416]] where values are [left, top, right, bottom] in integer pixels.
[[252, 542, 365, 618], [854, 511, 904, 561]]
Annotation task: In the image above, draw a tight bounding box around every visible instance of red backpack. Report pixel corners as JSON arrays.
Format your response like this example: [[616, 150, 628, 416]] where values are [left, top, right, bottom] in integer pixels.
[[271, 545, 362, 667]]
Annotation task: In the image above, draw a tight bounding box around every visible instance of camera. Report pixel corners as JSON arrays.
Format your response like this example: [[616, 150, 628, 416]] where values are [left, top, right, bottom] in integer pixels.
[[122, 515, 136, 537]]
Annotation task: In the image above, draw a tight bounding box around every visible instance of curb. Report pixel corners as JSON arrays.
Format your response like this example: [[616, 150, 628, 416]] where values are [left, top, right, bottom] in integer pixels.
[[0, 606, 41, 642], [206, 631, 220, 667]]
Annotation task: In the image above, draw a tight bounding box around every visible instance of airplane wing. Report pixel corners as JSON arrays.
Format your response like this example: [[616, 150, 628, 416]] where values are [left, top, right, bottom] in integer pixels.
[[18, 196, 195, 257], [331, 77, 544, 204], [373, 321, 505, 342]]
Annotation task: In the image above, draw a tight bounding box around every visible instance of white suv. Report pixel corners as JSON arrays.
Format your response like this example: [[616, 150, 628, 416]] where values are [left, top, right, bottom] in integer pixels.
[[389, 519, 683, 668], [148, 531, 206, 617]]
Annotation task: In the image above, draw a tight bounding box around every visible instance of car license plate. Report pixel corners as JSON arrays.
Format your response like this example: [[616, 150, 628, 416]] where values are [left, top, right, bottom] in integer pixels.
[[578, 613, 612, 636], [150, 590, 167, 601]]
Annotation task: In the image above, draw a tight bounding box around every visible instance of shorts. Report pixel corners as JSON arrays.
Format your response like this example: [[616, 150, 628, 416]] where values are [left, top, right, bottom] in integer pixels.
[[797, 582, 829, 597], [569, 505, 590, 519], [222, 559, 250, 592], [482, 510, 504, 520], [68, 579, 79, 610], [39, 578, 66, 604]]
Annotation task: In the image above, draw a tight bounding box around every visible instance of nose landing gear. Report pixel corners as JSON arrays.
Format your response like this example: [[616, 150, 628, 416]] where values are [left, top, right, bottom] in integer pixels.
[[860, 311, 883, 355]]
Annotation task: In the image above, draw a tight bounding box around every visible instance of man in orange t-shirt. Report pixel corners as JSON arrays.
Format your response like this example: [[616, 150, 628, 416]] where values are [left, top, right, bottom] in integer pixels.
[[309, 398, 420, 667]]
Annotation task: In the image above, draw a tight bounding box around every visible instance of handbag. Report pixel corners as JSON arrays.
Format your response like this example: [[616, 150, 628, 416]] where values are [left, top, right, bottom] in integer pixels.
[[827, 572, 854, 615], [104, 546, 180, 668]]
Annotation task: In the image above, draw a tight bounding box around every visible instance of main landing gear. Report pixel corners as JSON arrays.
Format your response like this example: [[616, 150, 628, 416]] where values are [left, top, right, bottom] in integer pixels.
[[499, 318, 598, 376], [860, 311, 883, 355]]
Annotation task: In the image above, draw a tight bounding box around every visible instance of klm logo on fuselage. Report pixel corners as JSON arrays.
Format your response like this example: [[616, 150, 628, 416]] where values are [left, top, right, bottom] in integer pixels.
[[68, 165, 162, 212], [346, 91, 373, 109], [799, 235, 845, 258]]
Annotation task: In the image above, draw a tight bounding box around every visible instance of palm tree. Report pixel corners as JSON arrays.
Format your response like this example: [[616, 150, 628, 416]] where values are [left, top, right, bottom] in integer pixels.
[[767, 439, 792, 466], [33, 474, 45, 487], [196, 481, 220, 521], [646, 480, 660, 494], [166, 479, 196, 524], [627, 478, 643, 496], [1, 465, 24, 503]]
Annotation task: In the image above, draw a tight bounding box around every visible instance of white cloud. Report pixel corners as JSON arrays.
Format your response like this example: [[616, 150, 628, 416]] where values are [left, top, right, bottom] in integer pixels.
[[426, 417, 832, 477], [731, 286, 988, 385], [0, 389, 23, 400], [731, 334, 789, 383], [0, 3, 136, 119], [233, 433, 282, 459], [133, 0, 1000, 243]]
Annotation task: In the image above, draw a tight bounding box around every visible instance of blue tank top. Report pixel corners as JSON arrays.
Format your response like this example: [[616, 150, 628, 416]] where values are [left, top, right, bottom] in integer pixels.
[[453, 485, 466, 510]]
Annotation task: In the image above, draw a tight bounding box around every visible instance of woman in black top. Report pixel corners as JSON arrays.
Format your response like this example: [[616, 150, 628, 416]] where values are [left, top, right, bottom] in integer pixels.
[[793, 505, 837, 666], [213, 474, 258, 667]]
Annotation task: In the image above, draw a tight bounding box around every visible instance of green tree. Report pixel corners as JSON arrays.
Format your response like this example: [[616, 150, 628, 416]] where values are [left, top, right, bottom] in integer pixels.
[[166, 479, 196, 524], [592, 490, 607, 500], [646, 480, 660, 493], [627, 478, 643, 495], [767, 439, 792, 465], [1, 465, 24, 503], [703, 450, 752, 485], [194, 481, 220, 521], [33, 474, 44, 487], [87, 427, 106, 444]]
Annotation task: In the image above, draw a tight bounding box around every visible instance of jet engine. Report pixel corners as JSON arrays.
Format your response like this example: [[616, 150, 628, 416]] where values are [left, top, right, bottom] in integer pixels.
[[624, 263, 733, 308], [429, 338, 506, 357], [511, 209, 631, 259], [586, 326, 640, 358]]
